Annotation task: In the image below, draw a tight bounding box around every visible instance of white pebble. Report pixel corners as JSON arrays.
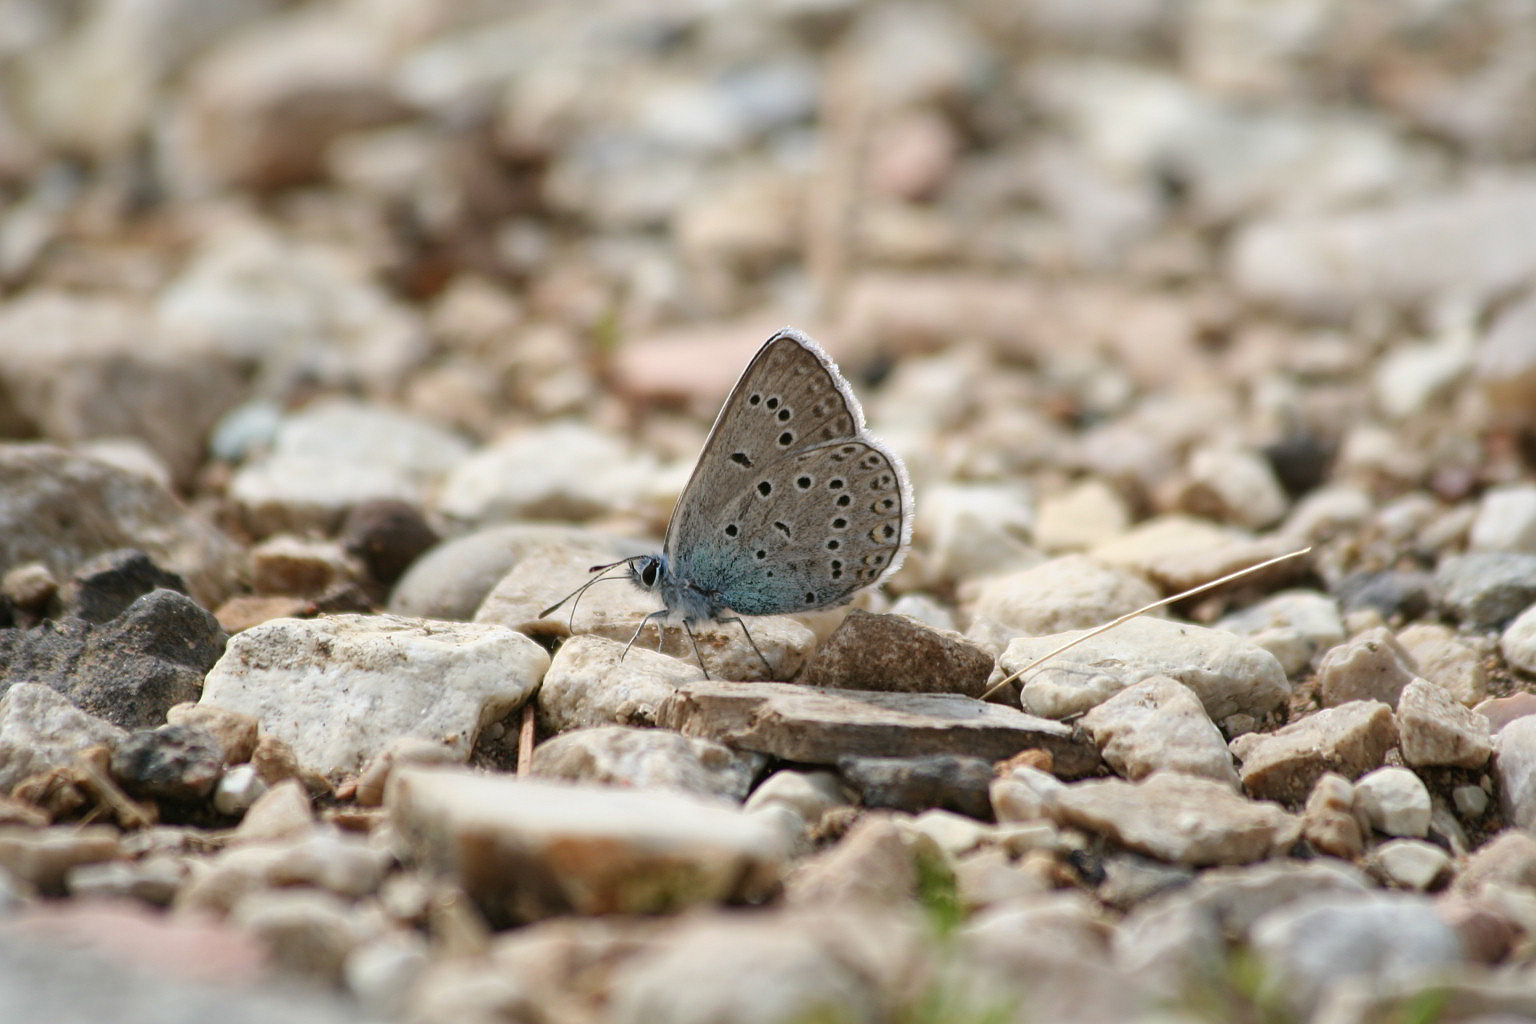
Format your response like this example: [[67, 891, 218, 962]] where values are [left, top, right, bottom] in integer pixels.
[[213, 764, 268, 816], [1353, 767, 1431, 838]]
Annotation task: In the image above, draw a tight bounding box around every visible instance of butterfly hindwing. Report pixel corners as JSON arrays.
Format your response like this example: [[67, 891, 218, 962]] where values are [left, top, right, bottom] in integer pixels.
[[681, 437, 910, 615]]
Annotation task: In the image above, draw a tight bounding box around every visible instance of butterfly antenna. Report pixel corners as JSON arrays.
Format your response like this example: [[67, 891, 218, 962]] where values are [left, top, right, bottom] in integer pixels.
[[538, 559, 633, 622], [979, 546, 1313, 702]]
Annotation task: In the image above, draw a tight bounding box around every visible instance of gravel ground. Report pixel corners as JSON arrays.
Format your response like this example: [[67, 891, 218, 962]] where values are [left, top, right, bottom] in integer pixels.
[[3, 2, 1536, 1022]]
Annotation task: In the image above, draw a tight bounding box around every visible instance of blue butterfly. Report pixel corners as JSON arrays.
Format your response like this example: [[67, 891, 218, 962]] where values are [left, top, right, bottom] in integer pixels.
[[545, 328, 912, 676]]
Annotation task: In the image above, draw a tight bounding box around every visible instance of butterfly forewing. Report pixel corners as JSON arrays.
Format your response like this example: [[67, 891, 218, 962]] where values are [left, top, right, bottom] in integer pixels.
[[665, 329, 912, 617], [664, 330, 862, 562]]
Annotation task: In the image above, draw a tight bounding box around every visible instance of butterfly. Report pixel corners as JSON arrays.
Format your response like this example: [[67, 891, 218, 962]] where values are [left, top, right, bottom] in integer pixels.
[[543, 327, 913, 677]]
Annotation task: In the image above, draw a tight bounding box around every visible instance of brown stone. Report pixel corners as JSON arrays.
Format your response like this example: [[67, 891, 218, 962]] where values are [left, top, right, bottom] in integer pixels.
[[1231, 700, 1398, 803], [1316, 626, 1416, 708], [799, 610, 993, 697], [166, 702, 260, 764]]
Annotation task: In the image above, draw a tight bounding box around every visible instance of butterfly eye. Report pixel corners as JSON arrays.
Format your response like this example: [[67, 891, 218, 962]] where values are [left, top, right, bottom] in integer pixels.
[[640, 561, 659, 587]]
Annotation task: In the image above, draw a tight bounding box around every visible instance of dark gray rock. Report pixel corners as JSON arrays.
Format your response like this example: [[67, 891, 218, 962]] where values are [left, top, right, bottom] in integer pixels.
[[1436, 553, 1536, 629], [66, 549, 187, 624], [340, 499, 439, 588], [0, 589, 226, 730], [838, 753, 994, 819], [111, 724, 224, 803], [1262, 432, 1336, 498], [1334, 569, 1435, 620]]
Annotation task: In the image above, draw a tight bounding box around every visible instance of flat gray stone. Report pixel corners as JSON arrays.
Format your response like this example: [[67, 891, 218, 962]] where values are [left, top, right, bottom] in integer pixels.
[[837, 754, 994, 819], [656, 681, 1099, 777]]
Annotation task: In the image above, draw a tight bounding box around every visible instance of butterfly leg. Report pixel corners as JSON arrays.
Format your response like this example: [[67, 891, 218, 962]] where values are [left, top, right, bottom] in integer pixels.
[[722, 616, 775, 678], [681, 619, 711, 680], [621, 610, 668, 662]]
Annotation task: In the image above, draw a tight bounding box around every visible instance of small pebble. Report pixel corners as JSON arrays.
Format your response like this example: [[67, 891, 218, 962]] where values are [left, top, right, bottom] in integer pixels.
[[1354, 767, 1432, 838], [214, 764, 269, 817]]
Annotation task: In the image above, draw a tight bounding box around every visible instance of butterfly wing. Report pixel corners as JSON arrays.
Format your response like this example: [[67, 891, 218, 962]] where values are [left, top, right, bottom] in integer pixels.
[[665, 328, 912, 616]]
